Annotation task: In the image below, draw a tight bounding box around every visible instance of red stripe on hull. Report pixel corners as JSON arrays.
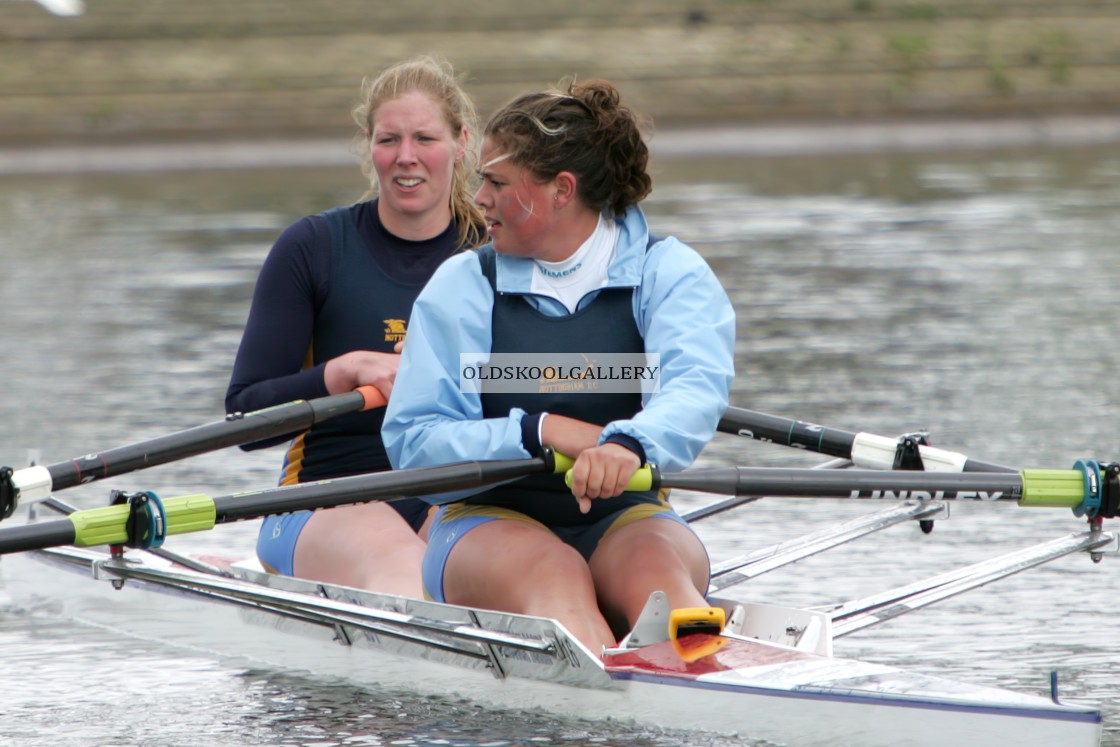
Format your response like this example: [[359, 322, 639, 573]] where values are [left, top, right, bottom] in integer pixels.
[[603, 634, 811, 677]]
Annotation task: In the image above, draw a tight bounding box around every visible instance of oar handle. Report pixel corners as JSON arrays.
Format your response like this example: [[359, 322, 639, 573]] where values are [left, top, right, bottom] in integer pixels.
[[551, 451, 575, 474], [355, 385, 388, 410], [561, 463, 659, 491]]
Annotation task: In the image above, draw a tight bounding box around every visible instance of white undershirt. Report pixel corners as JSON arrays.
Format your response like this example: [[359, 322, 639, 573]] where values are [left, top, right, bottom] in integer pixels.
[[530, 214, 618, 313]]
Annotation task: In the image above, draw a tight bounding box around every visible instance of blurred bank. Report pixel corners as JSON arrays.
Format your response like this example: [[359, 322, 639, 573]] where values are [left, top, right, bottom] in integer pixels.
[[3, 0, 1120, 151]]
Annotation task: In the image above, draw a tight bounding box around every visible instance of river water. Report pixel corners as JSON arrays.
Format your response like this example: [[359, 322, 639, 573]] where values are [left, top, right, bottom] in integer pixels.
[[1, 135, 1119, 746]]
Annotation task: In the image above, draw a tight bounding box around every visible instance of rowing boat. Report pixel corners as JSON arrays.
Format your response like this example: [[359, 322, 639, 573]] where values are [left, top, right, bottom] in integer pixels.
[[0, 408, 1114, 746], [7, 539, 1104, 747]]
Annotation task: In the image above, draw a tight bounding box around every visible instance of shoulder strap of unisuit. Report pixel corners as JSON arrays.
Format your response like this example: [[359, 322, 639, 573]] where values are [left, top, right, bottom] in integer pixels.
[[476, 246, 498, 291]]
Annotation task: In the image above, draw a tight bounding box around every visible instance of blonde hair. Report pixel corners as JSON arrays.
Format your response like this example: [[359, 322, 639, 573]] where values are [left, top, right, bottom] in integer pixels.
[[352, 55, 485, 248]]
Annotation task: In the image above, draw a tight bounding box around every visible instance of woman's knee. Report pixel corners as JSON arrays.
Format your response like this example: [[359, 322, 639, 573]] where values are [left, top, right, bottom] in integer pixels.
[[444, 524, 591, 605], [594, 519, 709, 586]]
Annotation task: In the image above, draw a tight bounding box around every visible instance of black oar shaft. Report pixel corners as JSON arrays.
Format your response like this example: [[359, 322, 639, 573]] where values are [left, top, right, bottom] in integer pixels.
[[719, 408, 858, 460], [213, 456, 554, 523], [662, 466, 1024, 500], [43, 388, 381, 492], [0, 454, 561, 555], [0, 520, 76, 554], [719, 406, 1015, 473]]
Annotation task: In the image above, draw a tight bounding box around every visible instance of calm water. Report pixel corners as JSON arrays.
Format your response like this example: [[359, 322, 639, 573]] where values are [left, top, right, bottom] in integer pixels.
[[1, 139, 1119, 746]]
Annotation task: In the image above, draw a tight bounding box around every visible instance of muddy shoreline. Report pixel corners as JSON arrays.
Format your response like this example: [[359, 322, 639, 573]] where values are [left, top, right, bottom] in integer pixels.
[[6, 2, 1120, 157], [3, 113, 1119, 176]]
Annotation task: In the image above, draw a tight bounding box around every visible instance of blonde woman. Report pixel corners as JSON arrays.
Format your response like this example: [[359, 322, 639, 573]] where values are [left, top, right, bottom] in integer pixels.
[[227, 56, 485, 597]]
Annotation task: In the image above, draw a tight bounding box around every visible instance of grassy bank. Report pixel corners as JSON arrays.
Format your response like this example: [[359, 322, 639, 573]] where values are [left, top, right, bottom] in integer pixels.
[[2, 0, 1120, 146]]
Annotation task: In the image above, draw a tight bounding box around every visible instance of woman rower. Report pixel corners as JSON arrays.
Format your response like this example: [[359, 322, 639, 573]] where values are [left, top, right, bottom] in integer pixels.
[[226, 56, 486, 597], [382, 79, 735, 649]]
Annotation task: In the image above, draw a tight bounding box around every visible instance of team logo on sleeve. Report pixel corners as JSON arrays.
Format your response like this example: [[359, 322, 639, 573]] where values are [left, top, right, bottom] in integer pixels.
[[384, 319, 408, 343]]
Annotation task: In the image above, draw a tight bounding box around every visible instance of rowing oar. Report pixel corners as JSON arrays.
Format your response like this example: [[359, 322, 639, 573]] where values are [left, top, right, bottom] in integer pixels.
[[0, 386, 386, 520], [568, 460, 1120, 518], [718, 406, 1016, 473], [0, 451, 572, 555]]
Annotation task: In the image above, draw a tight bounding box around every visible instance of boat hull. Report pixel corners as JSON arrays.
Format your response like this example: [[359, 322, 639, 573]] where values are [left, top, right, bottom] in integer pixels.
[[4, 548, 1102, 747], [607, 637, 1100, 746]]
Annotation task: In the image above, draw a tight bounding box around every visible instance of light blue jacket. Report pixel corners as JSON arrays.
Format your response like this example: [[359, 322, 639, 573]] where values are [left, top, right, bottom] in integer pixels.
[[382, 206, 735, 502]]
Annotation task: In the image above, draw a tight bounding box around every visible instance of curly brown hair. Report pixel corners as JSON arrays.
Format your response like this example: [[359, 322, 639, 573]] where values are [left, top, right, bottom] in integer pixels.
[[483, 79, 652, 217]]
